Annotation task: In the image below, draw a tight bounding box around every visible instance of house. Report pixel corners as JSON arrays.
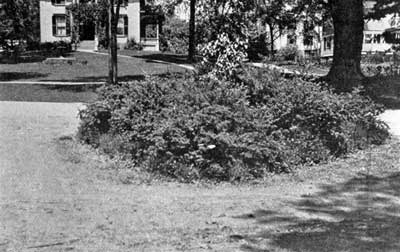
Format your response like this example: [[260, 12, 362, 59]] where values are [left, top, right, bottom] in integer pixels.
[[272, 21, 322, 59], [321, 1, 397, 58], [39, 0, 161, 51]]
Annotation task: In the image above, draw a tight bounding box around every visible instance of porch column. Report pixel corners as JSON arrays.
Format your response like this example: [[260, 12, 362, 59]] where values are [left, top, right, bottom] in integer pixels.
[[94, 20, 99, 51]]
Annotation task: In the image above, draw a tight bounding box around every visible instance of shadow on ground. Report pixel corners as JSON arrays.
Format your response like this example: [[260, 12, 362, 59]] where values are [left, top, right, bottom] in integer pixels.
[[129, 52, 191, 65], [0, 72, 49, 81], [237, 172, 400, 252]]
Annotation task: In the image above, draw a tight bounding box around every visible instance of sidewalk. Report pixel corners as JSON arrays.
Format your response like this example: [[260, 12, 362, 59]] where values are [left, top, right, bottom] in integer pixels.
[[0, 81, 104, 85]]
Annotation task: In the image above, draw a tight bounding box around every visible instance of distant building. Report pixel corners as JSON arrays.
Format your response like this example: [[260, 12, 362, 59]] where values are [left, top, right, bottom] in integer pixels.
[[272, 20, 322, 59], [39, 0, 161, 51]]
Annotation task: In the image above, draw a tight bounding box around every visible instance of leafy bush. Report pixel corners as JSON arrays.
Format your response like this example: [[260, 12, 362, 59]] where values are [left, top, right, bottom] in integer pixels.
[[199, 33, 248, 80], [26, 41, 72, 53], [78, 69, 389, 182], [362, 52, 392, 64], [159, 18, 188, 54], [124, 38, 143, 51], [276, 44, 298, 61]]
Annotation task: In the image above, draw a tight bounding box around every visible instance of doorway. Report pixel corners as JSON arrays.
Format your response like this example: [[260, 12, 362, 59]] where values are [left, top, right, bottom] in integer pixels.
[[79, 21, 95, 41]]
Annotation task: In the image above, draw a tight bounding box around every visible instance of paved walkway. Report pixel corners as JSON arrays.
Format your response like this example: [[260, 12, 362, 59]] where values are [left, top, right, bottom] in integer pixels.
[[0, 81, 103, 85], [380, 110, 400, 137]]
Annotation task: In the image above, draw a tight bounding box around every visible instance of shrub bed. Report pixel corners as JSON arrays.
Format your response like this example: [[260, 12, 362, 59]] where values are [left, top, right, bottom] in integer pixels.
[[78, 68, 389, 182]]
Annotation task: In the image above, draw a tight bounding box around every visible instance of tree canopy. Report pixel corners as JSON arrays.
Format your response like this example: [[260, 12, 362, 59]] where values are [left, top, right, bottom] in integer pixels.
[[0, 0, 40, 49]]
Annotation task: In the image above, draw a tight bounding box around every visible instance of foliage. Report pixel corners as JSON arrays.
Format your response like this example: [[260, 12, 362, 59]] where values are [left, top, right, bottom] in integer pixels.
[[0, 0, 40, 50], [199, 33, 248, 80], [78, 68, 389, 182], [367, 0, 400, 20], [124, 38, 143, 51], [197, 0, 253, 43], [160, 18, 189, 54], [276, 44, 298, 61], [247, 31, 269, 61]]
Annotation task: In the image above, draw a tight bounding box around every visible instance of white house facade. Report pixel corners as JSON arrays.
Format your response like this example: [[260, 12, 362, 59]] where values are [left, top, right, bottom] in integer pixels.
[[321, 1, 397, 57], [40, 0, 161, 51]]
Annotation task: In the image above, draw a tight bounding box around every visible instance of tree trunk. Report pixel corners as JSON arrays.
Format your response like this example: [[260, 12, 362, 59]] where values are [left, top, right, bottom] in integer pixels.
[[327, 0, 364, 92], [269, 24, 275, 58], [108, 0, 120, 84], [188, 0, 196, 62]]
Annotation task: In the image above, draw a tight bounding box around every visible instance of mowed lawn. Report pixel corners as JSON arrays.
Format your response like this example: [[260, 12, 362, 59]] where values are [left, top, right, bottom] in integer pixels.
[[0, 51, 188, 82]]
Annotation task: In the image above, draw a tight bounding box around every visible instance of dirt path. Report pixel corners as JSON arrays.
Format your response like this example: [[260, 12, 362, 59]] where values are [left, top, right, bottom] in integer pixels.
[[1, 101, 400, 252]]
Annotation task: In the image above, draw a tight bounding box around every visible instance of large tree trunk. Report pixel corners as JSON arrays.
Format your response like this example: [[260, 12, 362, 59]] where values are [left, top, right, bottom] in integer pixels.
[[188, 0, 196, 62], [327, 0, 364, 92]]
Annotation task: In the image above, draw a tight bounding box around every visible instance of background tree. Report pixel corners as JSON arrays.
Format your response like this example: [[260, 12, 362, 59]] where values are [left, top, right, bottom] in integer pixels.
[[108, 0, 121, 84], [188, 0, 196, 61], [0, 0, 40, 51], [156, 0, 196, 61], [325, 0, 365, 92], [253, 0, 296, 57]]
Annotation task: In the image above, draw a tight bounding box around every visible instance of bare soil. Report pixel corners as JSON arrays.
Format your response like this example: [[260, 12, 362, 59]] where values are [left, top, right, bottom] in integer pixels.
[[1, 101, 400, 252]]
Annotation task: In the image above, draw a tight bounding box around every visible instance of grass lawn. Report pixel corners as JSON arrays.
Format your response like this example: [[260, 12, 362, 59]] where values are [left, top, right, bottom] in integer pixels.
[[0, 51, 188, 82], [0, 84, 99, 103]]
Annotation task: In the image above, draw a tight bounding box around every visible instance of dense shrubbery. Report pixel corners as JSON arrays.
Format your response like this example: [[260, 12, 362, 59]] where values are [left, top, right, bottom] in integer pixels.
[[26, 41, 72, 53], [0, 41, 72, 63], [124, 38, 143, 51], [78, 68, 389, 182], [159, 18, 189, 54]]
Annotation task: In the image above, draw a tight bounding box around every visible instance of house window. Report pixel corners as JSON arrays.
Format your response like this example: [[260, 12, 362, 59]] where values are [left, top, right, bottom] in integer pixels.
[[372, 34, 382, 44], [51, 0, 66, 5], [365, 34, 372, 44], [324, 36, 332, 50], [52, 15, 68, 37], [117, 16, 128, 36]]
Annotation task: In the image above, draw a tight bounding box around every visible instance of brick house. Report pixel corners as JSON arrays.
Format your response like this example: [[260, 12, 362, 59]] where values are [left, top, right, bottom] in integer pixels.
[[40, 0, 161, 51]]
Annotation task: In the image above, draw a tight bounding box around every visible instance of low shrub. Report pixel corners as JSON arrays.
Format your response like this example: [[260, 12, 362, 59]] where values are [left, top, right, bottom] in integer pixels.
[[276, 45, 298, 61], [78, 68, 389, 182], [124, 38, 143, 51], [362, 52, 392, 64]]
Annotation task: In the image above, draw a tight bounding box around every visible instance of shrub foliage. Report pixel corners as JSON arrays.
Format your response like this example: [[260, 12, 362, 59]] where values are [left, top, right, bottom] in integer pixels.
[[78, 69, 388, 181]]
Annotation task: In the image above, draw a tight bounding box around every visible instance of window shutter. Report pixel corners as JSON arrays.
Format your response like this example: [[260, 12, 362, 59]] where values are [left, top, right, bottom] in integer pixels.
[[52, 16, 57, 36], [66, 15, 71, 36], [124, 16, 128, 36]]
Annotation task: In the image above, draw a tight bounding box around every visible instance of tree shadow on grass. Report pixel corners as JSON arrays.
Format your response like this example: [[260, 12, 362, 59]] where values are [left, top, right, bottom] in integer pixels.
[[130, 52, 191, 65], [0, 72, 49, 81], [236, 172, 400, 252], [46, 72, 187, 83]]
